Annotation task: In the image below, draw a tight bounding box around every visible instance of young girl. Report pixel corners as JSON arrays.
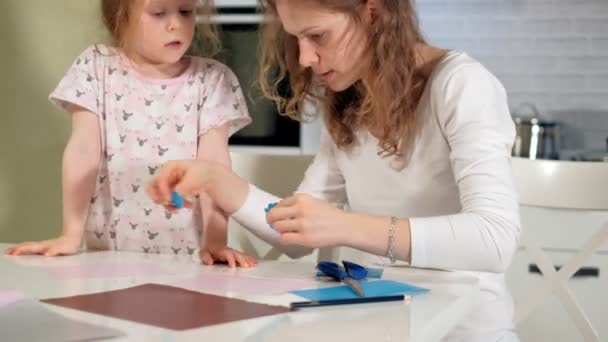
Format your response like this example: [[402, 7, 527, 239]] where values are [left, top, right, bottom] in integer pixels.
[[5, 0, 255, 267]]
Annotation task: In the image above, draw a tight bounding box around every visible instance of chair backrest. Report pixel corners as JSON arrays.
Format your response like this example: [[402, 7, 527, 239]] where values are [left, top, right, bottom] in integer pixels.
[[227, 151, 336, 261], [512, 157, 608, 210]]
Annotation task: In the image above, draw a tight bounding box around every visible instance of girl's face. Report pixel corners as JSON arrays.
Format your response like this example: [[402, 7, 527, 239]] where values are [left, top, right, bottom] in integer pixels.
[[128, 0, 197, 65], [275, 0, 373, 92]]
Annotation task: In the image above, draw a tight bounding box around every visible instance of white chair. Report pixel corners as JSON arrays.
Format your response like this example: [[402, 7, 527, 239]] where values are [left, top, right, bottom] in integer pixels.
[[511, 157, 608, 342], [228, 151, 337, 262]]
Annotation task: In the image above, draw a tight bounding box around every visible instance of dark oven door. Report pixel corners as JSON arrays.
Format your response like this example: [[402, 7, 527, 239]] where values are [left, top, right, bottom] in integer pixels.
[[218, 21, 300, 147]]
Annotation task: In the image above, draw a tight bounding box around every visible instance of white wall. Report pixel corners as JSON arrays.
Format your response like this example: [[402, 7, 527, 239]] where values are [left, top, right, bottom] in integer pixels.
[[418, 0, 608, 150]]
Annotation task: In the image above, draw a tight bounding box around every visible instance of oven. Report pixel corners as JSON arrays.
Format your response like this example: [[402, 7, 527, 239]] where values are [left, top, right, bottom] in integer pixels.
[[197, 1, 323, 153]]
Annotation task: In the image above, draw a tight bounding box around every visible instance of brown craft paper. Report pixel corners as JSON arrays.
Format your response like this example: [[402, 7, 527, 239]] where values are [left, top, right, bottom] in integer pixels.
[[42, 283, 291, 330]]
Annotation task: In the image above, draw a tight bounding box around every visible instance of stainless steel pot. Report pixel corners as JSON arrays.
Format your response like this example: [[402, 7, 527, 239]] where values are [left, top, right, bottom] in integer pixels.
[[512, 103, 560, 160]]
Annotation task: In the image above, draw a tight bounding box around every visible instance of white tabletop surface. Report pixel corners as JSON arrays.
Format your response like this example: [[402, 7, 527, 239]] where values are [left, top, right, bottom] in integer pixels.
[[0, 243, 479, 342]]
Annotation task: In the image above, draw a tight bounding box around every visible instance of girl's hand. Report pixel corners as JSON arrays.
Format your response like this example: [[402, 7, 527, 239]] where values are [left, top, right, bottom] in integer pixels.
[[147, 160, 205, 211], [4, 234, 82, 257], [266, 194, 350, 248], [147, 160, 249, 215], [199, 247, 257, 268]]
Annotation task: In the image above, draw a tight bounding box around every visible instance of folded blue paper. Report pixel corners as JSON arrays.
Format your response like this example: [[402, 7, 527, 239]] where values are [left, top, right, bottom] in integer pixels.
[[316, 267, 384, 279], [291, 280, 429, 301]]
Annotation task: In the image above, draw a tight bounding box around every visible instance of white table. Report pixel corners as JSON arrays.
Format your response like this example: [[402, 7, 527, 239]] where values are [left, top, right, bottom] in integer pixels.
[[0, 243, 479, 342]]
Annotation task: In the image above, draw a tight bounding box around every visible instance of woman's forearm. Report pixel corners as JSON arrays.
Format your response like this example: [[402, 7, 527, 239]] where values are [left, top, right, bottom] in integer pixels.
[[343, 213, 412, 263]]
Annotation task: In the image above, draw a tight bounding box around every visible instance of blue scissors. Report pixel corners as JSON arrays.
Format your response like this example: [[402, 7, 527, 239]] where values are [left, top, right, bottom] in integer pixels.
[[316, 261, 368, 297]]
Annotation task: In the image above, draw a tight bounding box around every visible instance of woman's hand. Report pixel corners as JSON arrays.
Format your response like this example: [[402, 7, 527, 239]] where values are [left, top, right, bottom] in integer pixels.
[[147, 160, 249, 214], [4, 234, 82, 257], [266, 194, 350, 248]]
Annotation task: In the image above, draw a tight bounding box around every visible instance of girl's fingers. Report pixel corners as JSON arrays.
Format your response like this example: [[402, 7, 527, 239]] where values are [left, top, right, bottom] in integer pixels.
[[147, 181, 166, 205], [38, 244, 54, 256], [246, 255, 257, 266], [223, 252, 237, 268], [44, 246, 61, 257], [12, 242, 47, 256], [164, 205, 178, 214], [200, 250, 214, 265], [234, 253, 250, 268], [156, 162, 187, 202], [174, 170, 205, 199]]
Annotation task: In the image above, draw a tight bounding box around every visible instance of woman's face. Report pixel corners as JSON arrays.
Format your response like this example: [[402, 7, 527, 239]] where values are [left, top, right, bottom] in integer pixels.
[[275, 0, 372, 92]]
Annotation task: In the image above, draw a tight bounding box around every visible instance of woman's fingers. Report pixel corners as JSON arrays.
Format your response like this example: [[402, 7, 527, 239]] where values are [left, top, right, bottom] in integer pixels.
[[266, 205, 300, 224], [272, 217, 302, 234], [274, 195, 298, 208], [279, 232, 304, 246], [268, 193, 313, 222]]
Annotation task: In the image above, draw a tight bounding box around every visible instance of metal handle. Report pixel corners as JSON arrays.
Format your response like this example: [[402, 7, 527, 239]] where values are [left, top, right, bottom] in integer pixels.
[[514, 102, 542, 118], [528, 264, 600, 278]]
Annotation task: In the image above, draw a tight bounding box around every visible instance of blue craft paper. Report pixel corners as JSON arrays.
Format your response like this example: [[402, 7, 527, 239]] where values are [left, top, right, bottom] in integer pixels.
[[316, 267, 384, 279], [264, 202, 277, 229], [171, 191, 184, 209], [264, 202, 277, 213], [291, 280, 429, 301]]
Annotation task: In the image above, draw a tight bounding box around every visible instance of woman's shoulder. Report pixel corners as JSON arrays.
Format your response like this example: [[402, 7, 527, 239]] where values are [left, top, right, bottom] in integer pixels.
[[429, 51, 505, 96]]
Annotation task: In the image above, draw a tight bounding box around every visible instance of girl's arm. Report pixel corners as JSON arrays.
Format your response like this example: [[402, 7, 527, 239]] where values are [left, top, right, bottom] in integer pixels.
[[196, 123, 256, 268], [6, 105, 101, 256]]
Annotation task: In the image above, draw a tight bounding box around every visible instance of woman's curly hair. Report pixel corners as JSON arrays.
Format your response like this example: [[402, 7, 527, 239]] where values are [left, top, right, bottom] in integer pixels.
[[259, 0, 427, 160]]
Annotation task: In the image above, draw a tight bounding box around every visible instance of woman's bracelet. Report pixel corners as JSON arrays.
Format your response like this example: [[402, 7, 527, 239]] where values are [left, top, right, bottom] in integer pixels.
[[386, 216, 398, 264]]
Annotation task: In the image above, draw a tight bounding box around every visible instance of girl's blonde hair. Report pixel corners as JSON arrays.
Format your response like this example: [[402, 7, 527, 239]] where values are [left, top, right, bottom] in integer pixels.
[[100, 0, 221, 57], [259, 0, 427, 160]]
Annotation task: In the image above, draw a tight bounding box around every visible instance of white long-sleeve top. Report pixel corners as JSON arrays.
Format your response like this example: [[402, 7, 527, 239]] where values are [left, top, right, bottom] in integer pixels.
[[232, 51, 521, 340]]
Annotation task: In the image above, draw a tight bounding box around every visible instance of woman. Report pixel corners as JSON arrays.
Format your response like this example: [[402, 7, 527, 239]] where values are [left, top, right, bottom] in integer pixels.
[[149, 0, 520, 340]]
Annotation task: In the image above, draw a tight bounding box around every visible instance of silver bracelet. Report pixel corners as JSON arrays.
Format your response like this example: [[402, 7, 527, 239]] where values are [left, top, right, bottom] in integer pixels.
[[386, 216, 398, 264]]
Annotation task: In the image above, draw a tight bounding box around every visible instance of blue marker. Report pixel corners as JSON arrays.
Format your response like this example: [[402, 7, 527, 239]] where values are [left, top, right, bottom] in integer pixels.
[[171, 191, 184, 209], [264, 202, 277, 229], [264, 202, 277, 213]]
